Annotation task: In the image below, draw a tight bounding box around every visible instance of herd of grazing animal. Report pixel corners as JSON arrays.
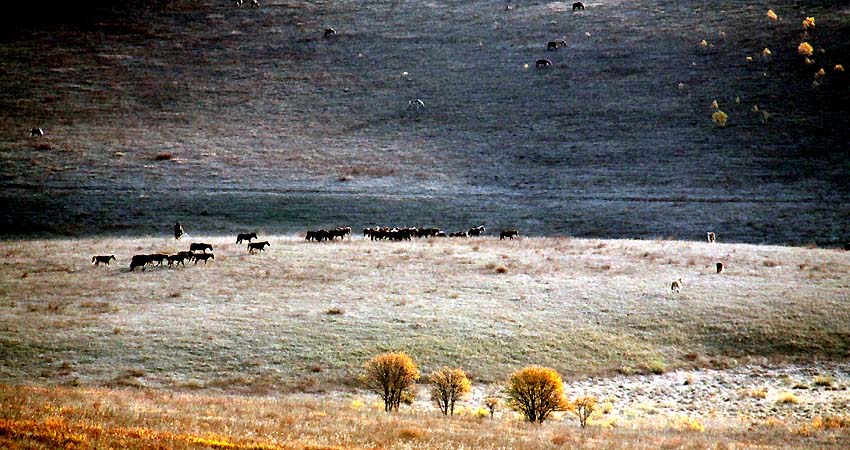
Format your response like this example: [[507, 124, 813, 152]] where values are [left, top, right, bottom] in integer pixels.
[[359, 225, 491, 241]]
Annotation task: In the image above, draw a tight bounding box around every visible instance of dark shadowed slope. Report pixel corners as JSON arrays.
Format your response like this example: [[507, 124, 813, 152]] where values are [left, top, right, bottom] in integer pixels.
[[1, 0, 848, 244]]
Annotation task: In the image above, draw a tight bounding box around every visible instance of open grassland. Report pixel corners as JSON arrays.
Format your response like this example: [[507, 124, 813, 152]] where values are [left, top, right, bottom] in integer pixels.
[[1, 0, 849, 242], [1, 235, 848, 391], [2, 384, 850, 450]]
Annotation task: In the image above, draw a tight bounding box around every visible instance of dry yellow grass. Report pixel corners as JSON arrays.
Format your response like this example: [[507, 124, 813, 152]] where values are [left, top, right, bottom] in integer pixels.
[[1, 384, 848, 450]]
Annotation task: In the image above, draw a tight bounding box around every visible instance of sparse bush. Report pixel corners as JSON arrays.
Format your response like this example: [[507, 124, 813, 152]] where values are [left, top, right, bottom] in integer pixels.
[[154, 153, 173, 161], [815, 68, 826, 78], [484, 396, 500, 418], [325, 307, 343, 315], [766, 9, 778, 21], [399, 427, 425, 440], [362, 352, 420, 412], [506, 366, 569, 423], [813, 375, 834, 387], [835, 64, 845, 72], [570, 395, 597, 428], [429, 367, 471, 416], [495, 266, 508, 274], [762, 48, 771, 57], [775, 391, 800, 404], [798, 42, 814, 56], [803, 17, 815, 29], [646, 359, 667, 375], [712, 110, 728, 128], [672, 415, 706, 433]]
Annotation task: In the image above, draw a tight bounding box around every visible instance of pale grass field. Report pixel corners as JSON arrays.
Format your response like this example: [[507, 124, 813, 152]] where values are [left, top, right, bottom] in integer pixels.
[[1, 235, 850, 448], [0, 235, 848, 391], [1, 384, 848, 450]]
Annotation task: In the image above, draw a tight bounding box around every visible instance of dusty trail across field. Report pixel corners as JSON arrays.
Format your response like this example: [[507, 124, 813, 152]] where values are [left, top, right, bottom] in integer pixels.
[[1, 0, 849, 243]]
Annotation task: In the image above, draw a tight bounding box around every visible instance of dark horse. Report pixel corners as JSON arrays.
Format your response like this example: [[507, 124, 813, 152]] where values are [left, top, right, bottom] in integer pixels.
[[572, 2, 585, 11], [536, 59, 552, 68]]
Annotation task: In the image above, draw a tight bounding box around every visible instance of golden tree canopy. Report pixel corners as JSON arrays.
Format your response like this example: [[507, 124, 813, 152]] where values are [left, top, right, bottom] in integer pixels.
[[506, 366, 569, 423]]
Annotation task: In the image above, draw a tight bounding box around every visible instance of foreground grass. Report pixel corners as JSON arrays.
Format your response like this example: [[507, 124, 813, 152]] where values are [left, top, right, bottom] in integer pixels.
[[0, 235, 848, 392], [1, 384, 848, 450]]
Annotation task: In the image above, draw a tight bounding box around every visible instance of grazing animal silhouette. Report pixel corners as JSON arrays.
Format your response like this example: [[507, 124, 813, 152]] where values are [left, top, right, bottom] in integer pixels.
[[671, 277, 684, 293], [449, 231, 468, 238], [194, 253, 215, 264], [536, 59, 552, 68], [148, 253, 169, 266], [572, 2, 585, 11], [546, 40, 567, 50], [167, 253, 191, 267], [707, 232, 716, 243], [236, 232, 258, 244], [248, 241, 270, 253], [716, 262, 724, 274], [174, 222, 184, 240], [468, 225, 486, 236], [500, 229, 519, 240], [129, 255, 154, 271], [324, 27, 336, 37], [92, 255, 116, 266], [30, 127, 44, 137], [190, 243, 213, 253]]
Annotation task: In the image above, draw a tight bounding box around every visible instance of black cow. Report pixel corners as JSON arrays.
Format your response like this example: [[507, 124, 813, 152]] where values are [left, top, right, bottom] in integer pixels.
[[190, 243, 213, 253], [248, 241, 270, 253]]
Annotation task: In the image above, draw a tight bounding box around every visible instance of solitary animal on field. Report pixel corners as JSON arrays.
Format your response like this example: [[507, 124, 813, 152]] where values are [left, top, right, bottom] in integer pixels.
[[174, 222, 184, 240], [92, 255, 116, 266], [236, 232, 258, 244], [30, 127, 44, 137], [324, 27, 336, 38], [716, 262, 724, 274], [572, 2, 585, 11], [707, 232, 716, 243], [546, 40, 567, 50], [248, 241, 270, 253], [129, 254, 153, 271], [500, 229, 519, 240], [671, 277, 683, 293], [190, 242, 213, 253], [194, 253, 215, 264], [536, 59, 552, 68], [409, 98, 425, 109]]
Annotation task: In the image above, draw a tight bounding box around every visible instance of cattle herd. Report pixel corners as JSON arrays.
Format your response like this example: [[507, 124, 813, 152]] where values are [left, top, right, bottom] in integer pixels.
[[92, 225, 521, 272]]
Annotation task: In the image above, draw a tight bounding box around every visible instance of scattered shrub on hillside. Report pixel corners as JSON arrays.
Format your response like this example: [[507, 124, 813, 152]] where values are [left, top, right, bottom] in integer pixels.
[[712, 110, 728, 128], [798, 42, 814, 56], [672, 415, 706, 433], [813, 375, 835, 387], [803, 17, 815, 29], [37, 143, 52, 150], [429, 367, 471, 416], [399, 427, 425, 440], [805, 57, 815, 65], [154, 153, 173, 161], [835, 64, 845, 72], [766, 9, 778, 21], [484, 396, 500, 418], [325, 307, 343, 315], [762, 259, 780, 267], [699, 39, 709, 48], [646, 359, 667, 375], [775, 391, 800, 404], [815, 68, 826, 78], [710, 99, 719, 110], [762, 48, 772, 57], [495, 266, 508, 274], [570, 395, 597, 428], [362, 352, 420, 412], [506, 366, 569, 423]]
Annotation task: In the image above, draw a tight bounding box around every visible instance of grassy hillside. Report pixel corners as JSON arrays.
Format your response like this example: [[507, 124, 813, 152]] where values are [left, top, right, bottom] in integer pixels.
[[1, 0, 849, 243], [1, 235, 848, 392]]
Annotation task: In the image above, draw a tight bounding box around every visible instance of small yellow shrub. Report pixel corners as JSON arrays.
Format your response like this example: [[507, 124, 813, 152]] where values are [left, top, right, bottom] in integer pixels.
[[762, 48, 772, 57], [815, 68, 826, 78], [798, 42, 814, 56], [699, 39, 709, 48], [672, 416, 706, 433], [712, 110, 728, 128], [835, 64, 844, 72], [803, 17, 815, 29], [775, 391, 800, 404], [350, 399, 365, 410], [766, 9, 778, 21]]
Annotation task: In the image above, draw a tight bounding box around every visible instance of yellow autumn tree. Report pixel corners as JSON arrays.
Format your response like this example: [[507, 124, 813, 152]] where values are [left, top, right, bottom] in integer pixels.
[[505, 366, 569, 423], [362, 352, 420, 412], [429, 367, 472, 416], [570, 395, 598, 428]]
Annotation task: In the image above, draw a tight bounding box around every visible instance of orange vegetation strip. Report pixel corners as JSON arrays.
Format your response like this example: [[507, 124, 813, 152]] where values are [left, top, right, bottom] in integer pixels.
[[0, 417, 347, 450]]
